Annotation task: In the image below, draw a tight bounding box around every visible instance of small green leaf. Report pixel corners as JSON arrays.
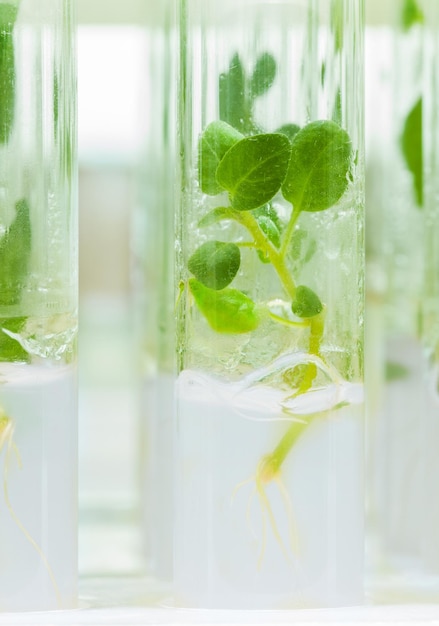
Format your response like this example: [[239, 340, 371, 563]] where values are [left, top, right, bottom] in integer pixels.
[[188, 241, 240, 290], [256, 215, 280, 248], [304, 238, 317, 263], [275, 123, 300, 142], [250, 52, 276, 98], [189, 278, 259, 334], [282, 120, 352, 212], [198, 206, 234, 228], [289, 229, 317, 264], [289, 229, 306, 260], [401, 97, 423, 207], [255, 214, 281, 263], [219, 53, 249, 133], [0, 198, 31, 307], [291, 285, 323, 318], [198, 121, 243, 195], [402, 0, 424, 30], [0, 3, 18, 145], [216, 133, 291, 211], [0, 316, 28, 362]]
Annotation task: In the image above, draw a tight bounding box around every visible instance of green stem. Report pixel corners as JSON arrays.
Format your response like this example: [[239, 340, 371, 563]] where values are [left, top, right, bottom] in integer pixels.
[[280, 204, 301, 259], [268, 311, 309, 329], [294, 309, 325, 396], [270, 419, 308, 472], [234, 210, 297, 299], [226, 207, 328, 476]]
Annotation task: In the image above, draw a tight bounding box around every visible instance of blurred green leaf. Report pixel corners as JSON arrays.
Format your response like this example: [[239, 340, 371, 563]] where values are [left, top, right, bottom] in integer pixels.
[[188, 240, 240, 290], [189, 278, 259, 333], [401, 97, 423, 207]]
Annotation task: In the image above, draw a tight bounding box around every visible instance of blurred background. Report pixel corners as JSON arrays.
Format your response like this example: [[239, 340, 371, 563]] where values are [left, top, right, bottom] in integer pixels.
[[77, 0, 148, 587]]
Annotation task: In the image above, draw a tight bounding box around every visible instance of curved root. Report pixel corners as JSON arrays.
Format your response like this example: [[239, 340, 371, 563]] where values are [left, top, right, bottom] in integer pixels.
[[232, 454, 299, 569]]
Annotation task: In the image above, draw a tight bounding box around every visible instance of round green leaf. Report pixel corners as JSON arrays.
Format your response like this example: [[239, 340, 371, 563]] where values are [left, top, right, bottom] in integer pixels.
[[250, 52, 277, 98], [198, 121, 243, 195], [188, 241, 240, 290], [291, 285, 323, 318], [189, 278, 259, 334], [275, 123, 300, 142], [216, 133, 291, 211], [282, 120, 352, 212]]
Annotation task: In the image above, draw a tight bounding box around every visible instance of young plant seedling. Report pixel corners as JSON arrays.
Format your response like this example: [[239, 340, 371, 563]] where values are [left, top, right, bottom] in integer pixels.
[[184, 52, 354, 560]]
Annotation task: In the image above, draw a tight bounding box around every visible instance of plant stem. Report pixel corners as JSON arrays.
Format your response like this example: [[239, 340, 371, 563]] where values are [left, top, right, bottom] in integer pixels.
[[261, 414, 320, 481], [280, 204, 301, 259], [295, 309, 325, 395], [268, 311, 309, 328], [234, 208, 326, 392], [270, 419, 309, 472], [234, 210, 297, 299]]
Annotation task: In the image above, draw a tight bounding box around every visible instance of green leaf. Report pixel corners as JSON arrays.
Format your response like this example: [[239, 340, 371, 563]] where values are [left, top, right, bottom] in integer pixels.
[[291, 285, 323, 318], [282, 120, 352, 212], [250, 52, 276, 98], [256, 215, 280, 248], [255, 214, 281, 263], [303, 238, 317, 263], [219, 53, 249, 133], [401, 97, 423, 207], [0, 316, 28, 362], [189, 278, 259, 334], [253, 203, 282, 232], [198, 121, 243, 195], [253, 204, 282, 263], [216, 133, 291, 211], [289, 228, 306, 260], [0, 198, 31, 307], [289, 228, 317, 264], [402, 0, 424, 30], [275, 123, 300, 143], [0, 3, 18, 145], [188, 241, 240, 290]]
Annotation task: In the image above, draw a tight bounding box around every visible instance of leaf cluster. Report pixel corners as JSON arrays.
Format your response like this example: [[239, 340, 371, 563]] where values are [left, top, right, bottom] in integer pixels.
[[188, 53, 352, 335]]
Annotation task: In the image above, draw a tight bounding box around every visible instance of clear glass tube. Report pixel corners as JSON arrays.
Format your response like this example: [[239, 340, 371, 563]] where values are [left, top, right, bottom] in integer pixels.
[[421, 0, 439, 582], [176, 0, 365, 609], [0, 0, 77, 611], [365, 0, 428, 597], [135, 0, 176, 584]]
